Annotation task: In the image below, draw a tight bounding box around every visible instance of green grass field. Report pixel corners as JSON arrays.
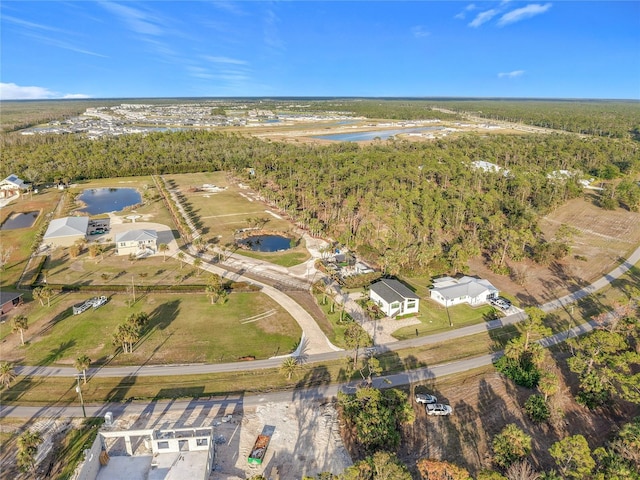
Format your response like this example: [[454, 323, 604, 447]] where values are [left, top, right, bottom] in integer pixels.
[[4, 291, 301, 367], [166, 172, 296, 247]]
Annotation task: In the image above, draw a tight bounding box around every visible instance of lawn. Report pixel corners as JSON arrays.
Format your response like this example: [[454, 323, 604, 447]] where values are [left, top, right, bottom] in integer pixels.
[[43, 246, 202, 287], [4, 291, 301, 367], [391, 276, 497, 340], [0, 189, 63, 288], [0, 331, 507, 405], [166, 172, 305, 263]]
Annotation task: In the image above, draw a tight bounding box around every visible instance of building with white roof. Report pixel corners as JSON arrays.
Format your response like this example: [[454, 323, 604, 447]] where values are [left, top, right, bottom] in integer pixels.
[[115, 229, 158, 256], [430, 276, 498, 307], [43, 216, 89, 247]]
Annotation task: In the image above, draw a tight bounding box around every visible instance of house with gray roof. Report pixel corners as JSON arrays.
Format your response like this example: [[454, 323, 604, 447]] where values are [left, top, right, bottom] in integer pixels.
[[430, 276, 498, 307], [369, 278, 420, 317], [43, 216, 89, 247], [115, 229, 158, 256]]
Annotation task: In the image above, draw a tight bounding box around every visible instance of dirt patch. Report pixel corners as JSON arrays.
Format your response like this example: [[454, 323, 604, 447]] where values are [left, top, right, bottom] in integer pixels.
[[212, 401, 351, 479], [339, 366, 639, 477], [469, 196, 640, 306]]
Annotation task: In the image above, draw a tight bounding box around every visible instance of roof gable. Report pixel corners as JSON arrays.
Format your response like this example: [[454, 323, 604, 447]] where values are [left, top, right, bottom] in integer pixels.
[[1, 174, 26, 188], [115, 229, 158, 243], [370, 279, 419, 303], [431, 276, 497, 300], [43, 217, 89, 238]]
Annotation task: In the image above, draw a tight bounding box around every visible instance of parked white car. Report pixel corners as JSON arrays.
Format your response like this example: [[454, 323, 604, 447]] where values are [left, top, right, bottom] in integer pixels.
[[426, 403, 453, 416], [415, 393, 438, 404]]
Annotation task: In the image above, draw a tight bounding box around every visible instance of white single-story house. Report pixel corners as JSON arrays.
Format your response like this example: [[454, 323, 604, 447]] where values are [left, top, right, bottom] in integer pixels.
[[43, 216, 89, 247], [0, 174, 28, 200], [369, 278, 420, 317], [430, 276, 498, 307], [115, 229, 158, 256]]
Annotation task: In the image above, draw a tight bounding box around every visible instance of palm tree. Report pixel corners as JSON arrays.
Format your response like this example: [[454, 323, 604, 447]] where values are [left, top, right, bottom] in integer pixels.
[[74, 354, 91, 384], [280, 357, 300, 380], [40, 286, 53, 307], [193, 257, 203, 275], [12, 315, 28, 345], [0, 361, 16, 389], [158, 243, 168, 261], [32, 287, 44, 306], [177, 251, 186, 269], [17, 430, 42, 474]]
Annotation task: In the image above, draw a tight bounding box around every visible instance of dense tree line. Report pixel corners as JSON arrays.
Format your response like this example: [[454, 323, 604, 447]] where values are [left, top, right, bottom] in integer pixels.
[[429, 100, 640, 140], [2, 130, 638, 275]]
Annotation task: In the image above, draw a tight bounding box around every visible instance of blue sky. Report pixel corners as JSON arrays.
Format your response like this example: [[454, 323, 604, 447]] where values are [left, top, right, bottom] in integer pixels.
[[1, 1, 639, 99]]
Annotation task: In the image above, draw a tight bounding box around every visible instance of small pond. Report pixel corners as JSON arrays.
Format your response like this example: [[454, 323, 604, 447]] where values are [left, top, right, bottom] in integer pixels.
[[77, 188, 141, 215], [0, 211, 39, 230], [238, 235, 292, 252]]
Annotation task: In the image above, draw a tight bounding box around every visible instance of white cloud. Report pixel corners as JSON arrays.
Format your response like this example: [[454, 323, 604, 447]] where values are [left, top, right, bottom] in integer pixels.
[[498, 70, 525, 78], [204, 56, 248, 65], [63, 93, 91, 99], [0, 82, 89, 100], [100, 2, 165, 36], [2, 14, 68, 34], [498, 3, 552, 26], [411, 26, 430, 38], [469, 9, 500, 28], [455, 4, 477, 20]]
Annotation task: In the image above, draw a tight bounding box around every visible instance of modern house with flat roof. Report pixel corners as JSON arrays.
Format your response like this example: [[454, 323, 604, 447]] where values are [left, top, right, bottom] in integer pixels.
[[43, 216, 90, 247], [369, 278, 420, 317], [430, 276, 498, 307]]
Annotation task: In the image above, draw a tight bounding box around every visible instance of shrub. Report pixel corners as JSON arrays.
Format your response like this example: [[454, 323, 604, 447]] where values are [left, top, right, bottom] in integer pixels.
[[495, 355, 541, 389], [524, 394, 550, 423]]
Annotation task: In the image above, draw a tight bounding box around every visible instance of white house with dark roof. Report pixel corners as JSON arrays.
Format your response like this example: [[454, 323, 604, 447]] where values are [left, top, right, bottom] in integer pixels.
[[115, 229, 158, 256], [369, 278, 420, 317], [0, 174, 28, 200], [43, 216, 89, 247], [430, 276, 498, 307]]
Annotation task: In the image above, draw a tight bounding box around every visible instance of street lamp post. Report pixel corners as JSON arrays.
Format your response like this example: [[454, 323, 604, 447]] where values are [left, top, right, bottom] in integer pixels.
[[76, 375, 86, 418]]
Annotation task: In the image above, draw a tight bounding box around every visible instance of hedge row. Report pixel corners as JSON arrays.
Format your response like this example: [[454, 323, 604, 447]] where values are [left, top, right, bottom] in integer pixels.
[[33, 281, 260, 294]]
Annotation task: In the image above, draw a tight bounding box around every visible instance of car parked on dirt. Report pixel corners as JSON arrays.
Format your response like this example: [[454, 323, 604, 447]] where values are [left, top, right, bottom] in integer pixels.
[[426, 403, 453, 416], [415, 393, 438, 404]]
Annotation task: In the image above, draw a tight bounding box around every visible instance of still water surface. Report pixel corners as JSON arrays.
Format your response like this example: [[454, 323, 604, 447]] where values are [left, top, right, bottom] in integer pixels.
[[77, 188, 141, 215]]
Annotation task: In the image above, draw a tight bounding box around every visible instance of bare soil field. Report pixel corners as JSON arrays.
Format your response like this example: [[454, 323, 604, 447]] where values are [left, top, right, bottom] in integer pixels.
[[469, 195, 640, 306]]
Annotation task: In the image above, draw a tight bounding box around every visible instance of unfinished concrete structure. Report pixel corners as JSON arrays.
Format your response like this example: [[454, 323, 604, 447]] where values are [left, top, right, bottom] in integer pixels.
[[75, 426, 215, 480]]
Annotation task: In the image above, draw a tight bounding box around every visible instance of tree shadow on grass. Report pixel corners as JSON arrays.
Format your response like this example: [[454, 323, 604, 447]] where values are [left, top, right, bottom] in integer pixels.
[[42, 339, 76, 366], [0, 375, 34, 403], [147, 299, 181, 331], [38, 307, 73, 337], [105, 373, 137, 403]]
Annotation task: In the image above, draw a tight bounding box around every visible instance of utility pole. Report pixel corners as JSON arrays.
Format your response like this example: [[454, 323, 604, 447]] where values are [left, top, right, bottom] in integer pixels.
[[131, 275, 136, 303], [76, 375, 86, 418]]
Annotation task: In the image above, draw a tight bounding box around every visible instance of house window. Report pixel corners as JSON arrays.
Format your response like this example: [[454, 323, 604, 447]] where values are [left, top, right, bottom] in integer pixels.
[[407, 301, 416, 309], [196, 438, 208, 447], [157, 441, 170, 449], [390, 302, 400, 309]]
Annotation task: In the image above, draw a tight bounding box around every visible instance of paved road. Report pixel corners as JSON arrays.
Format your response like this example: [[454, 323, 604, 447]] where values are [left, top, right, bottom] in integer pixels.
[[13, 243, 640, 379], [0, 317, 601, 419]]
